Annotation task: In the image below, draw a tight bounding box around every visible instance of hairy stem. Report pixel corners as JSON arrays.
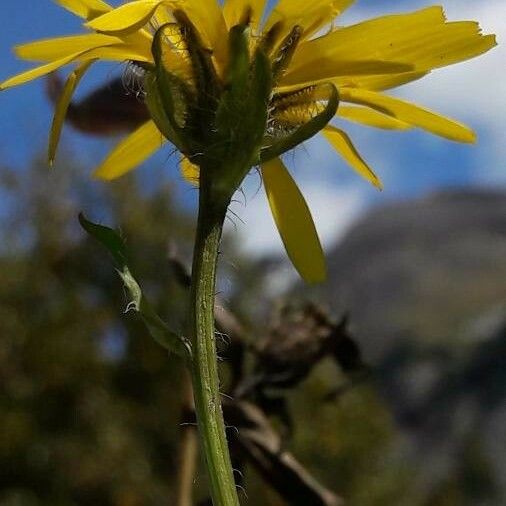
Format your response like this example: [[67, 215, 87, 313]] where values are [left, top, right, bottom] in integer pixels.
[[189, 179, 239, 505]]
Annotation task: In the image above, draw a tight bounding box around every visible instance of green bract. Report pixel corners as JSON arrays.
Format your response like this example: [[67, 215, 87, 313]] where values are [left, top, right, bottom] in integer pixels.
[[145, 14, 338, 201], [79, 213, 192, 360]]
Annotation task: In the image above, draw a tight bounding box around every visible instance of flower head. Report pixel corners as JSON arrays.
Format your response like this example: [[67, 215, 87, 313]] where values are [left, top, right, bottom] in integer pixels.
[[1, 0, 496, 282]]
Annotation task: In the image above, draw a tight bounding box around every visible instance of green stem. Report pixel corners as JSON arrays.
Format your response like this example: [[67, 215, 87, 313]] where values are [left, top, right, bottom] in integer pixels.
[[189, 178, 239, 506]]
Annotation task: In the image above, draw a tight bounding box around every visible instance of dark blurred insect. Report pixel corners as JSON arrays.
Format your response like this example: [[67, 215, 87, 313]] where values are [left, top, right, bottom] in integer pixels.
[[46, 70, 150, 136]]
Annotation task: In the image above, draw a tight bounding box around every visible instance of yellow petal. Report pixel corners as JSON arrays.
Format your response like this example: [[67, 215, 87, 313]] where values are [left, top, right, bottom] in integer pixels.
[[76, 43, 153, 63], [338, 106, 411, 130], [15, 33, 122, 62], [335, 71, 429, 92], [281, 60, 413, 87], [93, 121, 165, 180], [152, 6, 174, 25], [265, 0, 354, 44], [261, 158, 326, 283], [0, 51, 89, 90], [180, 157, 200, 186], [322, 126, 382, 189], [223, 0, 267, 30], [292, 6, 496, 87], [300, 0, 356, 40], [55, 0, 111, 20], [86, 0, 229, 72], [340, 87, 476, 143], [175, 0, 229, 75], [49, 60, 94, 166], [333, 0, 355, 13], [86, 0, 165, 34]]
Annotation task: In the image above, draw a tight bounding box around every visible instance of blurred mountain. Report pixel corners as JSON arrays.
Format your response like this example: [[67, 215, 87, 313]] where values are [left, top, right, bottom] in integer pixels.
[[314, 189, 506, 504], [320, 189, 506, 357]]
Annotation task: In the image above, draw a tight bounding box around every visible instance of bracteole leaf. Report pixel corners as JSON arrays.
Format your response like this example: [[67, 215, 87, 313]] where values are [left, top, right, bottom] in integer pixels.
[[79, 213, 191, 359]]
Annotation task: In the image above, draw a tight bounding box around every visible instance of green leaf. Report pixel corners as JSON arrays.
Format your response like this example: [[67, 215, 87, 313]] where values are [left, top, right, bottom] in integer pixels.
[[79, 213, 191, 359], [78, 212, 128, 268]]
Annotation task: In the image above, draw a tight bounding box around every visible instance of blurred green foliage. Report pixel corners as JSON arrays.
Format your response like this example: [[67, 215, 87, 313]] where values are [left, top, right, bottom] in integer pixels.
[[0, 156, 196, 505], [0, 154, 501, 505]]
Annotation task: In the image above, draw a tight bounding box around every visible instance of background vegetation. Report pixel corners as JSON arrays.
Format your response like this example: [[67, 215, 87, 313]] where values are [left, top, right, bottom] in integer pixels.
[[0, 152, 504, 505]]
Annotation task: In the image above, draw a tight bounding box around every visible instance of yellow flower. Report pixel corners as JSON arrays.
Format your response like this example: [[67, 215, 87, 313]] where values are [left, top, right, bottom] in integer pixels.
[[0, 0, 496, 282]]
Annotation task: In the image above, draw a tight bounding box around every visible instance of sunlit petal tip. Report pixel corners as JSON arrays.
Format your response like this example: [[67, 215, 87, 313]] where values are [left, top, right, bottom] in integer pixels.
[[92, 163, 128, 181], [85, 0, 164, 34], [306, 264, 327, 285], [363, 167, 384, 191], [93, 120, 166, 180], [323, 126, 382, 189], [373, 176, 384, 191], [92, 168, 114, 181], [461, 127, 477, 144], [0, 52, 84, 90], [55, 0, 112, 20]]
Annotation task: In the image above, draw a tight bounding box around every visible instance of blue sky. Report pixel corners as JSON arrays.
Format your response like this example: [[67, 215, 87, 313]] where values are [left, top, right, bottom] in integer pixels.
[[0, 0, 504, 257]]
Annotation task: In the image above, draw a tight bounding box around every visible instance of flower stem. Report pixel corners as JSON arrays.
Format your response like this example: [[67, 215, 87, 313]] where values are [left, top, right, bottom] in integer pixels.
[[189, 178, 239, 506]]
